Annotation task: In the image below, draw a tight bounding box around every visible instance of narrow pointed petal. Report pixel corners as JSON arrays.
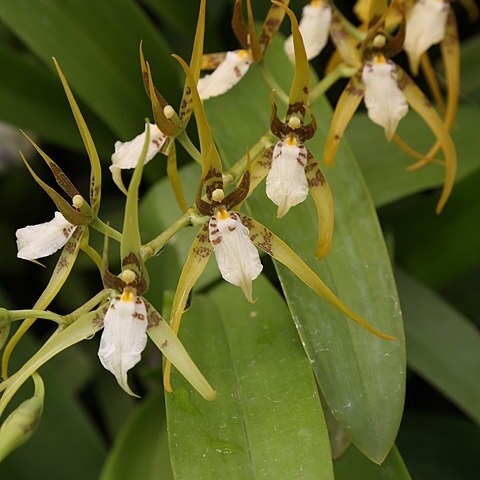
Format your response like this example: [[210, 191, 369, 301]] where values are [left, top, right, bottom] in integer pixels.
[[330, 7, 362, 68], [276, 1, 311, 112], [323, 74, 364, 165], [16, 212, 77, 261], [179, 0, 206, 123], [246, 0, 261, 62], [209, 211, 262, 302], [201, 52, 226, 70], [239, 214, 395, 340], [173, 54, 224, 199], [164, 224, 212, 391], [166, 142, 188, 211], [259, 0, 289, 54], [248, 146, 274, 197], [98, 291, 148, 396], [232, 0, 249, 49], [403, 0, 449, 75], [362, 58, 408, 140], [305, 152, 334, 259], [284, 1, 332, 63], [145, 301, 215, 401], [2, 227, 85, 378], [52, 58, 102, 215], [197, 50, 252, 100], [266, 139, 309, 218], [398, 66, 457, 213]]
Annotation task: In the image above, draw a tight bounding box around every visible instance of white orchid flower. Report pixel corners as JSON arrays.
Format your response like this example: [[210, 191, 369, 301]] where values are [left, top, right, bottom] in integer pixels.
[[284, 0, 332, 63], [266, 135, 309, 218], [209, 205, 263, 303], [362, 56, 409, 140], [98, 285, 148, 396], [197, 50, 252, 100], [403, 0, 450, 74], [16, 212, 77, 261]]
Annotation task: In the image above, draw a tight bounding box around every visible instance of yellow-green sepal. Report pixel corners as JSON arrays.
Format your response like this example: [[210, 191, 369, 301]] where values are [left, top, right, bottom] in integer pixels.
[[259, 0, 290, 54], [239, 213, 395, 340], [52, 58, 102, 216]]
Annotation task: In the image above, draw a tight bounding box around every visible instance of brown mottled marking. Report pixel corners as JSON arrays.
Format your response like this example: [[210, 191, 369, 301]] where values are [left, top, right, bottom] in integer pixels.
[[303, 86, 308, 94], [228, 226, 236, 232], [133, 312, 145, 321], [193, 246, 212, 258], [286, 101, 305, 117], [334, 134, 341, 141], [161, 340, 168, 348], [56, 257, 69, 272], [211, 237, 222, 245], [122, 253, 141, 268]]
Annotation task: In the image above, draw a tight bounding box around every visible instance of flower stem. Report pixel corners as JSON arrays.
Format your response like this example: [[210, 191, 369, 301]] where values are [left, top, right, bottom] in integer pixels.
[[0, 309, 65, 327], [90, 217, 122, 242], [177, 131, 202, 165], [64, 289, 110, 325], [258, 63, 289, 105], [141, 212, 192, 261], [309, 64, 357, 104]]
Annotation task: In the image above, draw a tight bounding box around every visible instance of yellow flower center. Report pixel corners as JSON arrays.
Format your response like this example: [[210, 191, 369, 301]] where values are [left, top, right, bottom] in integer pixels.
[[217, 206, 230, 221], [374, 54, 386, 64], [121, 287, 135, 302], [286, 134, 298, 147]]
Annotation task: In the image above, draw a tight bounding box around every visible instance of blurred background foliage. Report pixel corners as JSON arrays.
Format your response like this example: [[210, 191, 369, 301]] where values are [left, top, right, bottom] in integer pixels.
[[0, 0, 479, 478]]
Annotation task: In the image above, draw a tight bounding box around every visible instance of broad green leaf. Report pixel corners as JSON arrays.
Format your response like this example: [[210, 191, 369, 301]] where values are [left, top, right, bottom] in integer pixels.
[[348, 106, 480, 207], [391, 167, 480, 289], [166, 276, 333, 479], [0, 0, 179, 138], [396, 268, 480, 424], [206, 36, 405, 463], [100, 390, 172, 480], [0, 335, 105, 479], [397, 413, 480, 480], [0, 42, 113, 157], [334, 445, 411, 480]]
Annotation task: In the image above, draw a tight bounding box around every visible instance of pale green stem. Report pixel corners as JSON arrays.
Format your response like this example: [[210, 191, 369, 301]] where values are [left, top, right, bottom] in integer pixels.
[[340, 15, 366, 42], [309, 64, 358, 104], [258, 63, 289, 105], [90, 217, 122, 242], [177, 130, 202, 165], [80, 243, 103, 271], [64, 289, 110, 325], [224, 132, 276, 186], [0, 309, 65, 327], [141, 212, 192, 261]]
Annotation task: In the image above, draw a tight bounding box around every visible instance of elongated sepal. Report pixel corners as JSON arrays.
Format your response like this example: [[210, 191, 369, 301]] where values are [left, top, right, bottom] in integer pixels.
[[248, 146, 273, 197], [21, 131, 79, 198], [145, 301, 215, 401], [20, 153, 91, 225], [259, 0, 289, 54], [179, 0, 206, 123], [239, 214, 395, 340], [305, 152, 334, 259], [166, 142, 188, 211], [52, 58, 102, 215], [224, 165, 251, 210], [366, 0, 388, 23], [0, 373, 44, 462], [173, 54, 224, 200], [0, 306, 105, 418], [163, 224, 212, 391], [232, 0, 249, 49], [323, 74, 364, 165], [330, 7, 362, 68], [246, 0, 261, 62], [273, 1, 310, 111], [397, 66, 457, 213], [121, 123, 150, 293]]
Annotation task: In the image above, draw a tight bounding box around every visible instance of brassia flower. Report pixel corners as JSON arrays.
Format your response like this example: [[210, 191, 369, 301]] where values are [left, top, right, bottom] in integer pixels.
[[284, 0, 362, 68], [109, 0, 208, 207], [323, 2, 457, 213], [163, 48, 395, 393], [198, 0, 289, 100], [249, 2, 334, 259]]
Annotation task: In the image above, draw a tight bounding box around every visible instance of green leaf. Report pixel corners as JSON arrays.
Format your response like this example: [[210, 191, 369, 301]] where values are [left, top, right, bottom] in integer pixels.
[[100, 390, 173, 480], [457, 33, 480, 100], [206, 37, 405, 463], [0, 42, 114, 157], [334, 445, 411, 480], [397, 413, 480, 480], [349, 106, 480, 208], [396, 268, 480, 424], [391, 167, 480, 289], [166, 276, 333, 479], [0, 0, 179, 138]]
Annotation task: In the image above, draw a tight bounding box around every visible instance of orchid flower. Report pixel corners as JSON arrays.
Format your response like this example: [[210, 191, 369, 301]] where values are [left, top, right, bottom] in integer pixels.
[[198, 0, 289, 100], [284, 0, 362, 68], [249, 2, 334, 259], [163, 47, 395, 393], [323, 5, 457, 214]]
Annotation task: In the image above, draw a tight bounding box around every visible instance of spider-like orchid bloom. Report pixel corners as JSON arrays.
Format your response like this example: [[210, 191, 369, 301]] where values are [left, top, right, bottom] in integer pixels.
[[323, 7, 457, 214], [198, 0, 290, 100], [15, 58, 104, 262], [98, 125, 215, 399], [164, 49, 395, 393], [250, 2, 334, 259], [403, 0, 449, 75], [110, 0, 208, 209], [284, 0, 362, 68]]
